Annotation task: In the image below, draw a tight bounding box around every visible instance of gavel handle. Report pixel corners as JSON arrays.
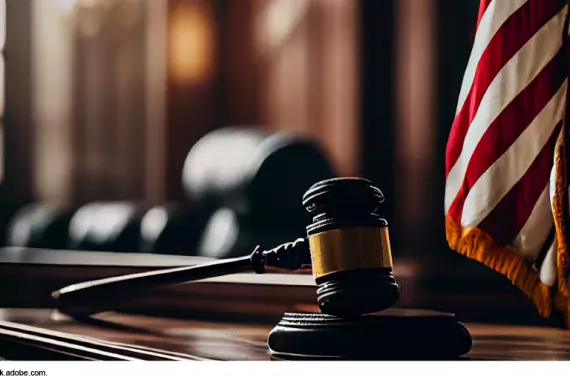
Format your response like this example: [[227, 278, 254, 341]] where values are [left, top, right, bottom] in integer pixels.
[[52, 254, 255, 317], [52, 238, 311, 317]]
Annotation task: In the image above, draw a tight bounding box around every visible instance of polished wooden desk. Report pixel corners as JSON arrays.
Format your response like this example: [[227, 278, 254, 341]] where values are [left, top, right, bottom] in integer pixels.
[[0, 248, 566, 360], [0, 309, 567, 361]]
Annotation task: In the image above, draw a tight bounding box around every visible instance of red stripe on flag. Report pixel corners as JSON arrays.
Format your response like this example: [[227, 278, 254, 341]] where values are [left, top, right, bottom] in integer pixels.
[[476, 123, 562, 246], [445, 0, 564, 178], [475, 0, 493, 31], [447, 49, 567, 223]]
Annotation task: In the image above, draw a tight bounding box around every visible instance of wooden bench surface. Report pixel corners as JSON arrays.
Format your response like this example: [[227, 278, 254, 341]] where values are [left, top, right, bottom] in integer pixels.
[[0, 247, 566, 360], [0, 308, 567, 361]]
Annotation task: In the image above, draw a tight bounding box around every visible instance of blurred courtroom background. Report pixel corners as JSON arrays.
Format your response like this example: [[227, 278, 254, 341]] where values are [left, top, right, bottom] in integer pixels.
[[0, 0, 483, 264]]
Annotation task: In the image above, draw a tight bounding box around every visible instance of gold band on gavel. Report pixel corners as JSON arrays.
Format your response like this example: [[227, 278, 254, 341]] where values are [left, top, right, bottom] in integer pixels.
[[308, 226, 393, 279]]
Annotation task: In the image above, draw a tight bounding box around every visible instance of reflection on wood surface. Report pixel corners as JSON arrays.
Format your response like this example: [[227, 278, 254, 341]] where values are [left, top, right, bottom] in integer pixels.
[[0, 246, 562, 361], [0, 309, 567, 361], [0, 247, 554, 325]]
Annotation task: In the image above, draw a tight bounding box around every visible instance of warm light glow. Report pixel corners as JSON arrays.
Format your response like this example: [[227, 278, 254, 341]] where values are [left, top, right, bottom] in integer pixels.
[[169, 2, 214, 85]]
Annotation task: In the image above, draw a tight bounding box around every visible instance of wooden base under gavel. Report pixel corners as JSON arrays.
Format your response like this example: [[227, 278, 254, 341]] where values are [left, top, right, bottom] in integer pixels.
[[267, 309, 472, 360]]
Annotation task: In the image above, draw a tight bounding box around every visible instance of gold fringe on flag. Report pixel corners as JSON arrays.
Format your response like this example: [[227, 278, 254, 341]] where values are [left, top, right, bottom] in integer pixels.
[[445, 215, 554, 320], [446, 126, 570, 327], [552, 118, 570, 325]]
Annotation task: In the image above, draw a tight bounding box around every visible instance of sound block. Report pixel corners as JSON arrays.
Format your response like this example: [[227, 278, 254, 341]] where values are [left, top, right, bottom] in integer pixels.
[[267, 309, 472, 360]]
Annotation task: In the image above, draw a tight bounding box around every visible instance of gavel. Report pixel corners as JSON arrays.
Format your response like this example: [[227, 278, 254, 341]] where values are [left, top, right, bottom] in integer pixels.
[[52, 177, 401, 318]]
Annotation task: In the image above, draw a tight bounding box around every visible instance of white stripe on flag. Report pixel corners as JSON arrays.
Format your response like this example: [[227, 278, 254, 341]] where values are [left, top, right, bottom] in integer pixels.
[[461, 80, 567, 227], [455, 0, 529, 116], [539, 238, 558, 287], [512, 184, 552, 260], [444, 7, 568, 214]]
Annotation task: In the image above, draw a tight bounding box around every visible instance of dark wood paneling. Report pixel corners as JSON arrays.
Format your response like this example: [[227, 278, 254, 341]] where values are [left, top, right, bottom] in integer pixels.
[[1, 0, 33, 205], [359, 0, 396, 238], [0, 0, 33, 245], [431, 0, 479, 258], [218, 0, 261, 126], [416, 0, 478, 269]]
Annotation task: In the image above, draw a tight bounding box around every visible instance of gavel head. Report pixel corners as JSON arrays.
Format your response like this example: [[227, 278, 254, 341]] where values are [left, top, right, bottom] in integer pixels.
[[302, 177, 400, 317]]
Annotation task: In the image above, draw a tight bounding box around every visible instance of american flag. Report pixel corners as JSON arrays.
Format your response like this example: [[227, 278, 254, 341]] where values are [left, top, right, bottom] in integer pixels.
[[445, 0, 570, 324]]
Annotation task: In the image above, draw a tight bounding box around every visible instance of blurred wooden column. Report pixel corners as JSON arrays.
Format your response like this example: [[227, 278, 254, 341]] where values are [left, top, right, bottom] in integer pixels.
[[1, 0, 34, 206], [218, 0, 260, 126], [426, 0, 479, 270], [30, 0, 153, 204], [255, 0, 360, 177], [255, 0, 312, 137], [0, 0, 4, 186], [28, 0, 248, 204], [393, 0, 439, 256], [31, 0, 76, 204], [314, 0, 360, 176], [392, 0, 479, 263], [72, 1, 150, 203], [144, 0, 168, 204], [0, 0, 14, 244], [359, 0, 396, 233]]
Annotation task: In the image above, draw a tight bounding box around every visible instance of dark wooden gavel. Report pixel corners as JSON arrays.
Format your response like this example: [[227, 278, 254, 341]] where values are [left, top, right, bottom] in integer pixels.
[[53, 177, 400, 318]]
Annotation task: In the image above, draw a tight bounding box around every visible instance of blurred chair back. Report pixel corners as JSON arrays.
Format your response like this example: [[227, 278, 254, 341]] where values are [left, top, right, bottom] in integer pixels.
[[67, 202, 147, 253], [183, 126, 335, 258], [140, 203, 209, 255], [6, 203, 74, 250]]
